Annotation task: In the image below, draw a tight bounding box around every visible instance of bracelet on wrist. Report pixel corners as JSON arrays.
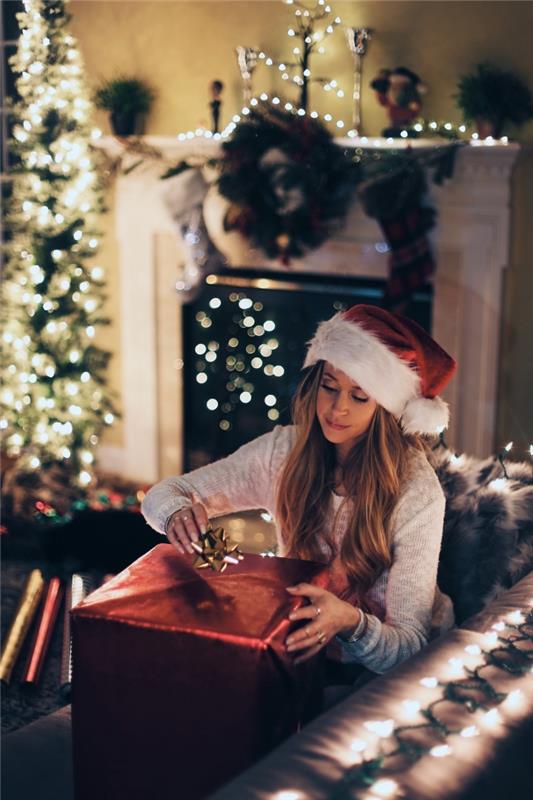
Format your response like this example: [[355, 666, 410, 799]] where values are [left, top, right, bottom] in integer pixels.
[[339, 609, 368, 643]]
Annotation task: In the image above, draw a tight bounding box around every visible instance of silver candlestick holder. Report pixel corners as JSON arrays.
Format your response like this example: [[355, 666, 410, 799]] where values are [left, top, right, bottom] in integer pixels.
[[235, 46, 259, 105], [345, 28, 374, 135]]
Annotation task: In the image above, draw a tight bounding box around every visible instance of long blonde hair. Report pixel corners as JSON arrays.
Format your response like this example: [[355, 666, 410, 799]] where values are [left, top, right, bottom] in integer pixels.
[[276, 361, 428, 596]]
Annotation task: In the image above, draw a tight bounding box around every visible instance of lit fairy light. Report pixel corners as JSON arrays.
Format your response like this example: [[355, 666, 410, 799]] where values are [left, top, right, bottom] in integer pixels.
[[481, 708, 502, 729], [483, 631, 499, 648], [430, 745, 452, 758], [79, 470, 92, 486], [371, 778, 399, 798], [363, 719, 394, 738], [401, 699, 420, 718], [349, 738, 368, 753], [460, 725, 479, 738], [447, 657, 465, 678], [419, 676, 438, 688], [503, 689, 524, 711], [506, 610, 525, 625]]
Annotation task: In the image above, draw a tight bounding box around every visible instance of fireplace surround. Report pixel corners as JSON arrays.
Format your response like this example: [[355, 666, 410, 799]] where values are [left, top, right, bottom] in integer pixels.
[[96, 137, 519, 483]]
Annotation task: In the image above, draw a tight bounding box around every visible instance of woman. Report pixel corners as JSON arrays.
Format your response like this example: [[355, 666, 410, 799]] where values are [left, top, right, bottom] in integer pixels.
[[142, 304, 457, 677]]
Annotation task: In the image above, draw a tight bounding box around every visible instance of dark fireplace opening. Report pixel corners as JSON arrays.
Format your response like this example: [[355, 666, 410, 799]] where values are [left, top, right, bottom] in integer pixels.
[[182, 268, 432, 471]]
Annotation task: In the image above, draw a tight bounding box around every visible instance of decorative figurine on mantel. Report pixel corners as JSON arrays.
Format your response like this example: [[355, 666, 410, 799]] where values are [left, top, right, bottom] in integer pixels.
[[370, 66, 427, 137], [235, 46, 259, 103], [209, 79, 224, 133]]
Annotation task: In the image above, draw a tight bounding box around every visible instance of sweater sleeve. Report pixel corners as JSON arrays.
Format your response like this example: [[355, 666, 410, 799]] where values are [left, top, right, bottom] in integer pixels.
[[141, 425, 290, 534], [336, 479, 446, 674]]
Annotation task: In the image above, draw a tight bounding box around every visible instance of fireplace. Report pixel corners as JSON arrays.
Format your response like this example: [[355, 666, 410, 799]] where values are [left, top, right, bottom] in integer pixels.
[[97, 137, 519, 483], [182, 268, 432, 471]]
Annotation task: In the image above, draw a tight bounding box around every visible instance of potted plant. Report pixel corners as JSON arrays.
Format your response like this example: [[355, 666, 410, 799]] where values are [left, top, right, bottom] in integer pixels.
[[455, 62, 533, 139], [93, 76, 156, 136]]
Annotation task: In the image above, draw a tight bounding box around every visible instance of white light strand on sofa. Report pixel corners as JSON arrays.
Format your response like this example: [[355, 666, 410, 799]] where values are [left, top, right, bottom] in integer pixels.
[[270, 605, 532, 800]]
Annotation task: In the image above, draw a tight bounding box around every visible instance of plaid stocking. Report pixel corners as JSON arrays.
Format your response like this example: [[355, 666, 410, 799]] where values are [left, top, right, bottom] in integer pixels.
[[378, 205, 436, 311]]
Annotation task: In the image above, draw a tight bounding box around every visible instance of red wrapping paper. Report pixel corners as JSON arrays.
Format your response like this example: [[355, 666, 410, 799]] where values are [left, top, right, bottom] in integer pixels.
[[21, 577, 63, 685], [71, 544, 329, 800]]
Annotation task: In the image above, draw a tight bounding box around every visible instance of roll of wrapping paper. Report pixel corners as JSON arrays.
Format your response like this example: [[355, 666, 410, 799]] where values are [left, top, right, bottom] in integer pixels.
[[0, 569, 45, 684], [60, 573, 96, 694], [21, 577, 64, 685]]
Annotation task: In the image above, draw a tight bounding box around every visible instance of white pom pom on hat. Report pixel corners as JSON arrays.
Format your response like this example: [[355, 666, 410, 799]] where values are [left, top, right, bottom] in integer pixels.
[[303, 304, 457, 435]]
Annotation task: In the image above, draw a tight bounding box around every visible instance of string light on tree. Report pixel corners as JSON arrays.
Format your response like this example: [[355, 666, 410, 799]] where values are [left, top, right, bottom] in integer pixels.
[[1, 0, 116, 494]]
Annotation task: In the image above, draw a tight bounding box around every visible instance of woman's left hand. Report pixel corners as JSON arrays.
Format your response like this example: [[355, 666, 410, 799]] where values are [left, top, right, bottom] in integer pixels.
[[285, 583, 362, 665]]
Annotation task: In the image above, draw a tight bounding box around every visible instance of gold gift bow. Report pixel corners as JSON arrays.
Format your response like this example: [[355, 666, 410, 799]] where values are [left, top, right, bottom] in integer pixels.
[[191, 526, 244, 573]]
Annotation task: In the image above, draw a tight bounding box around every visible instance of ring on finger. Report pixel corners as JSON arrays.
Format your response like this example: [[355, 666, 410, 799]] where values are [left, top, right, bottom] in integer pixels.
[[314, 605, 321, 617], [316, 629, 326, 644], [304, 626, 312, 638]]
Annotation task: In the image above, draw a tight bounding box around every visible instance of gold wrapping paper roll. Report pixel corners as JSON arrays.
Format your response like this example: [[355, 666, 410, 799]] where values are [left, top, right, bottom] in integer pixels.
[[0, 569, 45, 684]]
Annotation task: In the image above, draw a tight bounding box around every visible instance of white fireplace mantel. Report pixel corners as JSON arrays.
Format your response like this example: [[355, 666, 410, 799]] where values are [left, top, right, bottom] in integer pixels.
[[96, 136, 520, 483]]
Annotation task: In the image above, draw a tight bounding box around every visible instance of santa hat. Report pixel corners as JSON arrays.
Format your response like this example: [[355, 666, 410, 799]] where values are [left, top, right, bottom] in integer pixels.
[[303, 304, 457, 435]]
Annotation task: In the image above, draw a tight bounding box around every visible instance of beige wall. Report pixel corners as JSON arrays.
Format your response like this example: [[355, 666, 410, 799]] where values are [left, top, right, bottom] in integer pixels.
[[70, 0, 533, 456]]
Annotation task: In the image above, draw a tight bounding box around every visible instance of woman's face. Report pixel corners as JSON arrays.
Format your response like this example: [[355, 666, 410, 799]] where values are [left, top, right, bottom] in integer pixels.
[[316, 362, 378, 461]]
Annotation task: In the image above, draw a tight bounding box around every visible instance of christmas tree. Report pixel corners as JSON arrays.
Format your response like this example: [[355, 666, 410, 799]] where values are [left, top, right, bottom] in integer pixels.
[[1, 0, 115, 503]]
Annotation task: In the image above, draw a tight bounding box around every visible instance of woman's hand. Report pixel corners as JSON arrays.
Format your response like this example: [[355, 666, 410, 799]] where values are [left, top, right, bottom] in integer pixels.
[[166, 503, 209, 555], [285, 583, 362, 665]]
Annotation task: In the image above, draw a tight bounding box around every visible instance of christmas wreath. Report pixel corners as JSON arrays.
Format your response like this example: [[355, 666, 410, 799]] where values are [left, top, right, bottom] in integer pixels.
[[217, 103, 360, 264]]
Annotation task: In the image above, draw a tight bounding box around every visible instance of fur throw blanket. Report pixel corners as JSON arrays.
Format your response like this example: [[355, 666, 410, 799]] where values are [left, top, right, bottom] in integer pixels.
[[431, 448, 533, 623]]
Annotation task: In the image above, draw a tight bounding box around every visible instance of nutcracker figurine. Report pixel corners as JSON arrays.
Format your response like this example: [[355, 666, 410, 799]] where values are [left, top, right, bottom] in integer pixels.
[[370, 66, 427, 137]]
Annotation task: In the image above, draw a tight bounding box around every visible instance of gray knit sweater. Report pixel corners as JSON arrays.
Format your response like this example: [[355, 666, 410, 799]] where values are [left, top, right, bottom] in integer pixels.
[[141, 425, 454, 673]]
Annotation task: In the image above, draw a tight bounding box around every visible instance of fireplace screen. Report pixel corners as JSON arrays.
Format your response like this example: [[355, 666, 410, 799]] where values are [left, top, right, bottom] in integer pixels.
[[182, 269, 431, 471]]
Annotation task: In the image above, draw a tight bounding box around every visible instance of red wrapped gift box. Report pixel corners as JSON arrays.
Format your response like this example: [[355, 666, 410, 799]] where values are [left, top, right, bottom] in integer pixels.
[[71, 543, 329, 800]]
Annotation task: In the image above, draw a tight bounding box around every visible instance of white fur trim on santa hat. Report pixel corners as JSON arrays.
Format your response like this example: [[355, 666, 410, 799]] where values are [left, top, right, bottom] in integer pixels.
[[400, 395, 450, 435], [304, 314, 420, 418]]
